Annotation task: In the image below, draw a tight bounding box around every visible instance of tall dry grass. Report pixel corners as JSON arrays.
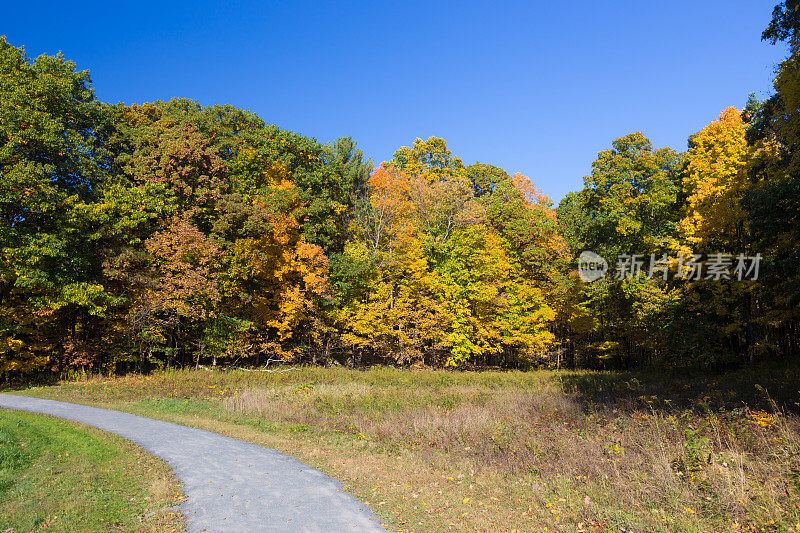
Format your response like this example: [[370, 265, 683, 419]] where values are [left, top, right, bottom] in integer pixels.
[[20, 365, 800, 530], [222, 381, 800, 529]]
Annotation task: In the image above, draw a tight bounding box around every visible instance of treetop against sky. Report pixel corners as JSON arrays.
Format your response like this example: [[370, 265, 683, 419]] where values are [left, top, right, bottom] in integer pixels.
[[2, 1, 799, 375], [1, 0, 786, 202]]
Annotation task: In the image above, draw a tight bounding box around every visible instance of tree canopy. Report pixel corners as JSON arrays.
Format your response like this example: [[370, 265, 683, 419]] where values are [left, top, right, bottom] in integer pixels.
[[2, 1, 800, 377]]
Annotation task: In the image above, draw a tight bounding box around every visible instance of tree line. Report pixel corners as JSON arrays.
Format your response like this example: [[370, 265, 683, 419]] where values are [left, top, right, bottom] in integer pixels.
[[1, 2, 799, 378]]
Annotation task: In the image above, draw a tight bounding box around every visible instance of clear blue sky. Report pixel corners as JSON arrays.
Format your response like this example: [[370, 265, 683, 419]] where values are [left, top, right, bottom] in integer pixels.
[[3, 1, 787, 203]]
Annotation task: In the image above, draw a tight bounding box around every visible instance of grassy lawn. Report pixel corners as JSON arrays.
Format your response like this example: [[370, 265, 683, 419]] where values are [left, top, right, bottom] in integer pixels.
[[9, 364, 800, 532], [0, 409, 184, 532]]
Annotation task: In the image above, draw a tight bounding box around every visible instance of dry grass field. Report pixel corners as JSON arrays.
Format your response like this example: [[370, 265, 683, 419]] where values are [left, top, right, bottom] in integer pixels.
[[11, 364, 800, 532]]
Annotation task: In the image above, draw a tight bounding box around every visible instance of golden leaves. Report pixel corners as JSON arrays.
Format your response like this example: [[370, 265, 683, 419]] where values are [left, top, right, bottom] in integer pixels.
[[677, 106, 750, 252]]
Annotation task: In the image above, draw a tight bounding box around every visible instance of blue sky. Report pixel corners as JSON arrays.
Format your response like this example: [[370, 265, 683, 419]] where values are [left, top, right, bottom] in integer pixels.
[[3, 1, 787, 202]]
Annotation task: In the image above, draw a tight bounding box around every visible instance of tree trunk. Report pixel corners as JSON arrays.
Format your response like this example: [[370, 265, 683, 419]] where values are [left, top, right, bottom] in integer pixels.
[[743, 292, 754, 366]]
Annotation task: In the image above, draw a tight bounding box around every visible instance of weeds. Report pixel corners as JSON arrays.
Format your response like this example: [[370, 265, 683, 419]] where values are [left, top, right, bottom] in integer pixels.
[[14, 364, 800, 532]]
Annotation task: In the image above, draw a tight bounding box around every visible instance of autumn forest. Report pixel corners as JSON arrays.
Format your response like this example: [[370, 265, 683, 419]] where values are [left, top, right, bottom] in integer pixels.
[[2, 5, 800, 380]]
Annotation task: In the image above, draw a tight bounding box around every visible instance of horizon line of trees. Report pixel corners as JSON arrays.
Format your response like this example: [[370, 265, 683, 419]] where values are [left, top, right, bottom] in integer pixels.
[[2, 2, 799, 379]]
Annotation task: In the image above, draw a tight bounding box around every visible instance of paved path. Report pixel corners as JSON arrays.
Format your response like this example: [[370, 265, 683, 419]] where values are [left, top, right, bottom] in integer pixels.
[[0, 394, 387, 532]]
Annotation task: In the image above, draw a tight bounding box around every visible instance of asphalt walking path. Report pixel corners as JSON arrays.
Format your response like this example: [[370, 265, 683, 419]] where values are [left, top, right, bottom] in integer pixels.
[[0, 394, 387, 532]]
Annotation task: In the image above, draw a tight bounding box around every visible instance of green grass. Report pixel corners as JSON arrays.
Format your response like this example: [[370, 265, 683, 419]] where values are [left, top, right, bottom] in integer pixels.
[[0, 409, 184, 532], [10, 363, 800, 532]]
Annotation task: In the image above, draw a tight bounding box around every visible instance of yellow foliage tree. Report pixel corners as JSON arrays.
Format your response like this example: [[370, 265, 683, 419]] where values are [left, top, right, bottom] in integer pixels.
[[677, 107, 750, 253]]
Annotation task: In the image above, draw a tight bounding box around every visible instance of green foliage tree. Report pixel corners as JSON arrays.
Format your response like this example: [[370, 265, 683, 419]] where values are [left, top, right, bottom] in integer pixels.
[[4, 0, 800, 378], [555, 133, 684, 368], [739, 0, 800, 359], [0, 37, 109, 376]]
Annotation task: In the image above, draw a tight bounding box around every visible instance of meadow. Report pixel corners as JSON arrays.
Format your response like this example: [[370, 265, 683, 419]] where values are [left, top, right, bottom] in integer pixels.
[[10, 364, 800, 532], [4, 4, 800, 531]]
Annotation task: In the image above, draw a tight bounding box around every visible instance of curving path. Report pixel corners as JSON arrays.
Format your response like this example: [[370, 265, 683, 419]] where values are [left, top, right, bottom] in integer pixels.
[[0, 394, 387, 532]]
